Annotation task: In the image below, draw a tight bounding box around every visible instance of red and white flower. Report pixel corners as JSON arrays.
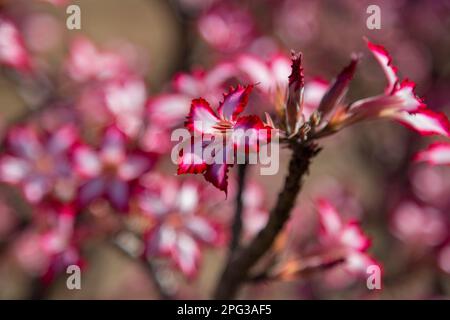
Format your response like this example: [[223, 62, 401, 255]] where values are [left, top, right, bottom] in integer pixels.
[[177, 85, 273, 193], [73, 127, 154, 212], [137, 174, 224, 278], [415, 142, 450, 166], [0, 125, 79, 203], [0, 16, 31, 72], [316, 198, 378, 276], [338, 40, 450, 137]]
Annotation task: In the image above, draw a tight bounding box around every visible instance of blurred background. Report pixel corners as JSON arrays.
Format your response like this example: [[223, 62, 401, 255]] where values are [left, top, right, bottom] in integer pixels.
[[0, 0, 450, 299]]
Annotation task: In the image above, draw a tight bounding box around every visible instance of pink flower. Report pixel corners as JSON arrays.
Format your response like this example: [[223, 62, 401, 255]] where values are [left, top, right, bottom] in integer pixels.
[[73, 127, 154, 212], [66, 37, 128, 83], [390, 201, 447, 248], [147, 63, 237, 129], [13, 205, 82, 282], [197, 3, 256, 52], [316, 199, 378, 277], [0, 125, 79, 203], [144, 64, 238, 154], [236, 53, 291, 94], [103, 76, 147, 138], [0, 16, 31, 72], [177, 85, 273, 193], [415, 142, 450, 166], [136, 174, 224, 278], [338, 40, 450, 137]]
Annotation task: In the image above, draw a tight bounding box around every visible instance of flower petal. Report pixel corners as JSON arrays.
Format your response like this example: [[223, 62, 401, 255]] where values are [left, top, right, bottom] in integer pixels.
[[217, 85, 253, 121], [100, 127, 127, 165], [186, 216, 220, 244], [204, 163, 230, 194], [104, 77, 147, 115], [155, 225, 177, 255], [317, 198, 343, 236], [366, 39, 398, 93], [177, 139, 208, 175], [233, 115, 270, 153], [77, 177, 106, 207], [177, 182, 199, 213], [73, 145, 102, 177], [340, 222, 371, 252], [185, 98, 220, 134], [23, 175, 50, 203], [118, 153, 153, 181], [391, 79, 425, 112], [414, 142, 450, 166], [106, 179, 130, 212], [318, 57, 358, 120], [0, 16, 30, 72], [394, 109, 450, 136], [303, 78, 329, 118], [7, 126, 41, 160], [173, 232, 200, 278], [237, 54, 273, 92], [0, 156, 29, 183], [47, 125, 78, 155], [345, 251, 378, 275], [147, 94, 192, 127]]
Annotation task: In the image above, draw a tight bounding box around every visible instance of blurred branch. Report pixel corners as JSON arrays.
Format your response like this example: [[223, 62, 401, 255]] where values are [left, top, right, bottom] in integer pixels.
[[229, 163, 248, 254], [214, 142, 320, 299], [247, 256, 345, 283]]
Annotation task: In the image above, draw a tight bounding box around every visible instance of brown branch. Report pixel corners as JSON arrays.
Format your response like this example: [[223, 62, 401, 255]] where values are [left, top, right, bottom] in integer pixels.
[[213, 142, 320, 299]]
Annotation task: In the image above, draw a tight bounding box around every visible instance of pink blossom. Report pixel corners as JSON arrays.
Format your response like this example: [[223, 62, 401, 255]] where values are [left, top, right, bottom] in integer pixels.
[[390, 201, 447, 248], [236, 53, 291, 94], [316, 199, 378, 277], [0, 125, 79, 203], [147, 62, 237, 129], [177, 85, 273, 193], [66, 37, 128, 83], [136, 174, 224, 278], [73, 127, 154, 212], [13, 205, 81, 282], [339, 40, 450, 137], [103, 76, 147, 138], [197, 3, 256, 52]]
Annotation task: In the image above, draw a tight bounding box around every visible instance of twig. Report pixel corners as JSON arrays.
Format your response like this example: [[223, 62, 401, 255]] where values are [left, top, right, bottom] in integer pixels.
[[214, 142, 320, 299]]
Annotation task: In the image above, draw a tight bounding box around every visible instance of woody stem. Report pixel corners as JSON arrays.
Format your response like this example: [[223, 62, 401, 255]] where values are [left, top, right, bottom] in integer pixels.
[[213, 142, 319, 299]]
